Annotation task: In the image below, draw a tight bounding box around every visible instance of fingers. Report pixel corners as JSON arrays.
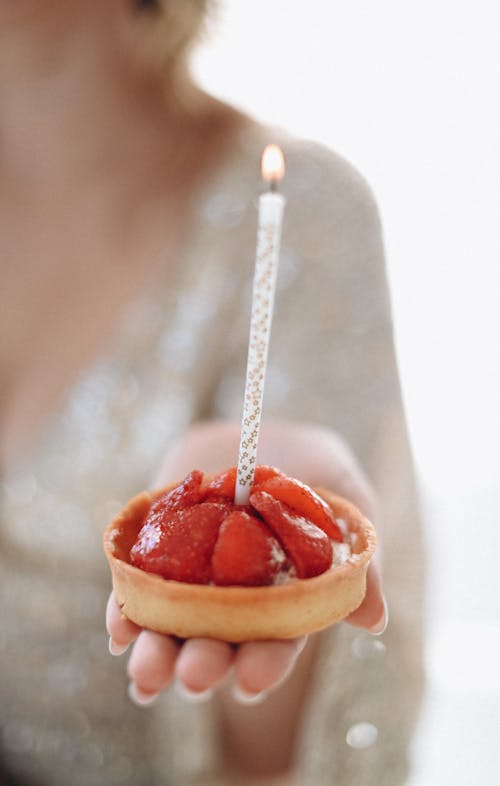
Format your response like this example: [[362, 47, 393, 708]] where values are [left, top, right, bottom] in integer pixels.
[[106, 590, 307, 705], [175, 638, 234, 695], [233, 637, 307, 700], [345, 561, 388, 634], [176, 637, 311, 704], [107, 557, 385, 712], [106, 592, 142, 654], [127, 630, 181, 702], [126, 634, 235, 706], [107, 613, 306, 707]]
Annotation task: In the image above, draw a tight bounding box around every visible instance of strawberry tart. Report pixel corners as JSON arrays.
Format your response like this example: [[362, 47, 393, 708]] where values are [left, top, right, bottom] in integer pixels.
[[103, 466, 376, 641]]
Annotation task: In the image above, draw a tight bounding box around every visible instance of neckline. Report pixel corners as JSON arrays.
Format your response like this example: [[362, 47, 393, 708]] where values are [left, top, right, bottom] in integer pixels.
[[3, 118, 265, 474]]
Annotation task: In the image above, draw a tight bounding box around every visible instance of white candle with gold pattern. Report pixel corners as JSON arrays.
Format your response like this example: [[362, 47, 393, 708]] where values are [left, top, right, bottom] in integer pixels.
[[235, 145, 286, 505]]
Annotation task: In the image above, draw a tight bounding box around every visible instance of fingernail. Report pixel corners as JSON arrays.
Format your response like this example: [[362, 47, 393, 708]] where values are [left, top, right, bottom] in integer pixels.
[[369, 595, 389, 636], [108, 637, 129, 656], [174, 681, 214, 704], [128, 682, 158, 707], [232, 685, 268, 705]]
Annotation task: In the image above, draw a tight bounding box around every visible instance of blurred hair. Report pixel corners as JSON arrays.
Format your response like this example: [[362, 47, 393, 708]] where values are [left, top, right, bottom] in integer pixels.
[[131, 0, 214, 77]]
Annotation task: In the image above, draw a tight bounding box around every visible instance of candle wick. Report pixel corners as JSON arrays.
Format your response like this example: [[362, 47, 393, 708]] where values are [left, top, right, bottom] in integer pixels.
[[268, 179, 278, 193]]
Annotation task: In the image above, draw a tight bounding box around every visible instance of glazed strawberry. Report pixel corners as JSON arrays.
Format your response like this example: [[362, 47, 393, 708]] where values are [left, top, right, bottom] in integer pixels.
[[250, 491, 333, 579], [130, 502, 227, 583], [203, 465, 283, 502], [212, 510, 287, 586], [150, 470, 204, 515], [201, 467, 237, 501], [253, 475, 342, 541]]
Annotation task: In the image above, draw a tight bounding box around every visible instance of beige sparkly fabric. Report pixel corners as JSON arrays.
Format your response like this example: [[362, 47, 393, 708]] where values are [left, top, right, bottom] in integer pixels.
[[0, 124, 424, 785]]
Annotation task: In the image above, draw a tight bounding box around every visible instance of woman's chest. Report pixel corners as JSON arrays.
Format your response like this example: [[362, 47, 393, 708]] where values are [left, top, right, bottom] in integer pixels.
[[0, 257, 241, 575], [0, 191, 185, 465]]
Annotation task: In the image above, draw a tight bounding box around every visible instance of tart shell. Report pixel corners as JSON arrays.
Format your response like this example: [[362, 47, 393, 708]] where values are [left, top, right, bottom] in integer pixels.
[[103, 481, 376, 642]]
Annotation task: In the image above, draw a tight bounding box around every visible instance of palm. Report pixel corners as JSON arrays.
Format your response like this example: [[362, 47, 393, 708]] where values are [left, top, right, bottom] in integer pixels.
[[106, 420, 386, 704]]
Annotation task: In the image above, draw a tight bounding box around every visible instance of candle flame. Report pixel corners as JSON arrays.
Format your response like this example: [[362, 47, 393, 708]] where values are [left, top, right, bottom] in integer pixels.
[[261, 144, 285, 184]]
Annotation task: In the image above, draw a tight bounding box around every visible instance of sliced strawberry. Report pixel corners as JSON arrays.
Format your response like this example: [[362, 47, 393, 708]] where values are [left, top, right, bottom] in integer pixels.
[[203, 465, 284, 502], [130, 502, 227, 583], [252, 476, 342, 541], [211, 510, 288, 586], [250, 491, 333, 579], [202, 466, 237, 502], [150, 470, 204, 515]]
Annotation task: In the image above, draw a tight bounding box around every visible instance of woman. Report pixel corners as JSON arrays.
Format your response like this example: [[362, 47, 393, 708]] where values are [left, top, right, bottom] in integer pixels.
[[0, 1, 423, 783]]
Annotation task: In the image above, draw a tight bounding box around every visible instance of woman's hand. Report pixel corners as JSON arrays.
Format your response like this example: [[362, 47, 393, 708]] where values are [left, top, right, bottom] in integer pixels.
[[107, 592, 307, 704], [106, 419, 387, 706]]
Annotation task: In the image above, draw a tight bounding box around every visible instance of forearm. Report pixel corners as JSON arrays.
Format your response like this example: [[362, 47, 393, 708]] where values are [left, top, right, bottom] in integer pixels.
[[215, 633, 322, 777]]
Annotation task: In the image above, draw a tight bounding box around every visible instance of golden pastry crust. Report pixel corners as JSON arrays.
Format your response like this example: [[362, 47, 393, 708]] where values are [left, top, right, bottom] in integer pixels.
[[103, 480, 376, 642]]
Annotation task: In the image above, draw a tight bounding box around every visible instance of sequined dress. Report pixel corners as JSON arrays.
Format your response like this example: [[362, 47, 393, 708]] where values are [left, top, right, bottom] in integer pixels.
[[0, 125, 424, 786]]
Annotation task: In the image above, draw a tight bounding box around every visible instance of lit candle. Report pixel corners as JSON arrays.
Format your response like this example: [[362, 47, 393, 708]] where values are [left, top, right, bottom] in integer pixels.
[[235, 144, 286, 505]]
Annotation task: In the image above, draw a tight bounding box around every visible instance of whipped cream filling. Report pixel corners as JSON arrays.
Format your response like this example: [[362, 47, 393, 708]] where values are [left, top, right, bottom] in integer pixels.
[[331, 539, 352, 566], [271, 518, 354, 585]]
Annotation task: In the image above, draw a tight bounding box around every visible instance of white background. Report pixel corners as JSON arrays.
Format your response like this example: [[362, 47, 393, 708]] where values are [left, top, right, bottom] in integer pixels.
[[192, 2, 500, 783]]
